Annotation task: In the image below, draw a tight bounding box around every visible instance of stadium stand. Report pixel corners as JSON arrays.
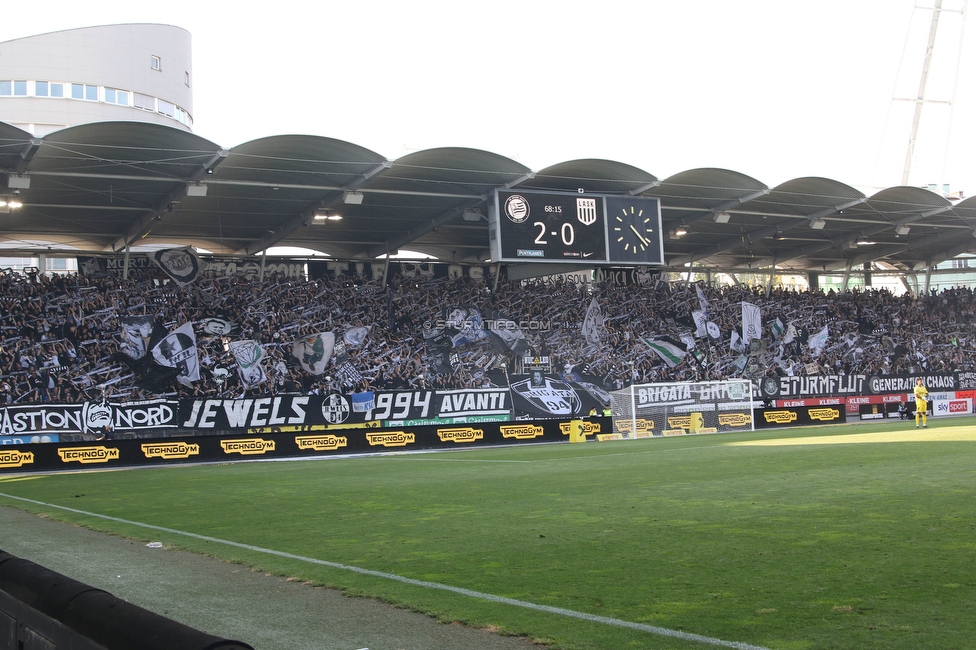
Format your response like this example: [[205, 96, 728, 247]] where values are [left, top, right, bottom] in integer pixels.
[[0, 264, 972, 405]]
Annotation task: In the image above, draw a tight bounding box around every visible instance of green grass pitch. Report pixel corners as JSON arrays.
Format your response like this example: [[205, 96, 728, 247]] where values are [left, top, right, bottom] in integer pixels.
[[3, 417, 976, 649]]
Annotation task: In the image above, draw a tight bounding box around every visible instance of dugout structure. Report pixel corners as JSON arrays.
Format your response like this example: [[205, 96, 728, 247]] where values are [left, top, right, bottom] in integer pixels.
[[610, 379, 755, 438]]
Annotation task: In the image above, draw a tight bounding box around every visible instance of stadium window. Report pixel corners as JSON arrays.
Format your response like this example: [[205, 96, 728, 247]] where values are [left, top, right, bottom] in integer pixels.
[[104, 88, 128, 105], [50, 83, 64, 97], [952, 259, 969, 269], [13, 80, 27, 96], [0, 81, 10, 95], [151, 55, 161, 70], [134, 92, 154, 111], [71, 83, 98, 101], [35, 81, 49, 97], [157, 99, 175, 117], [185, 71, 190, 86]]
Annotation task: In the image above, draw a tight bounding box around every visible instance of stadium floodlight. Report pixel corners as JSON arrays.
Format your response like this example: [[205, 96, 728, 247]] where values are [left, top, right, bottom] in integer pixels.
[[462, 209, 484, 222], [712, 211, 731, 223], [186, 182, 207, 197], [895, 225, 910, 236], [342, 191, 364, 205], [313, 208, 342, 222], [809, 218, 826, 230], [0, 195, 23, 211]]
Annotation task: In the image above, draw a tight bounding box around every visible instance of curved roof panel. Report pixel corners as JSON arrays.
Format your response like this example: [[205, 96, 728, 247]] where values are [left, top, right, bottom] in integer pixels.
[[2, 119, 974, 272]]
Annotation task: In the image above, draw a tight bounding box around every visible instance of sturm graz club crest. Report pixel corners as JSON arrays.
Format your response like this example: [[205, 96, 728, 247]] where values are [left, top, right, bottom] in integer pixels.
[[504, 195, 530, 223], [322, 394, 350, 424], [760, 376, 780, 399]]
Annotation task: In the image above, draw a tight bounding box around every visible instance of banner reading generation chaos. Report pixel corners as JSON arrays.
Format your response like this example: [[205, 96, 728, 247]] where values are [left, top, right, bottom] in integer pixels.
[[759, 373, 958, 399]]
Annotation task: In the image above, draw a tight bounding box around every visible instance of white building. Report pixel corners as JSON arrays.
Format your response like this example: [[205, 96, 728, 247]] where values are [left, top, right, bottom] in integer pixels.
[[0, 24, 193, 136]]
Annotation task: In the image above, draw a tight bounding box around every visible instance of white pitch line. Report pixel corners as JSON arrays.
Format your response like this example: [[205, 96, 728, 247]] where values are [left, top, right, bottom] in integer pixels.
[[0, 492, 769, 650]]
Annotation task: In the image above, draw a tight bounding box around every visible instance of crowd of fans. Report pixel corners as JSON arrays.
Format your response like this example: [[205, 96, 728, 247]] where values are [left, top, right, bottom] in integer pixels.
[[0, 264, 974, 405]]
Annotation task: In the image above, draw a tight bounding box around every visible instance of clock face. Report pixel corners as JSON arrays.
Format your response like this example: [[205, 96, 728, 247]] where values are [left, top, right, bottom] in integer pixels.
[[605, 196, 663, 265]]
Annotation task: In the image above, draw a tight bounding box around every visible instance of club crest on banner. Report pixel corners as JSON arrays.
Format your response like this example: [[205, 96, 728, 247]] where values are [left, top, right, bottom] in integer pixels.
[[149, 247, 201, 285]]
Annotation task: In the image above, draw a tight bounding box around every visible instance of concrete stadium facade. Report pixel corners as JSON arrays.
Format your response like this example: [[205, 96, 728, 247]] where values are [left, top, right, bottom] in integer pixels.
[[0, 24, 193, 135]]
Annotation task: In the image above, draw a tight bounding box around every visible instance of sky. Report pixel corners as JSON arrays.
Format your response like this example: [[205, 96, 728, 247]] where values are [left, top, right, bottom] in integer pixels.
[[1, 0, 973, 194]]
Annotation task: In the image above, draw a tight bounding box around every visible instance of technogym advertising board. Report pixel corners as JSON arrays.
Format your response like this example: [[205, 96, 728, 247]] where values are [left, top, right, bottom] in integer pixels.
[[0, 419, 609, 473]]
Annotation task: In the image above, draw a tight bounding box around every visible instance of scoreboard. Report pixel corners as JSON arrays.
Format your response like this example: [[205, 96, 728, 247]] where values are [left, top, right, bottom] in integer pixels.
[[489, 190, 663, 265]]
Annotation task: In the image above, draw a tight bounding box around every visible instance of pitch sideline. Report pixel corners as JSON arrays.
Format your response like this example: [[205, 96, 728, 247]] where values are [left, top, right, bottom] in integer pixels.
[[0, 491, 768, 650]]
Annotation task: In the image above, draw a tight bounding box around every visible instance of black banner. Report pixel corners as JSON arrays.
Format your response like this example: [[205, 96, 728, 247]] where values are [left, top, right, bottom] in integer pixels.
[[0, 399, 179, 437], [78, 255, 307, 280], [178, 389, 513, 430], [510, 373, 610, 419], [957, 371, 976, 391], [759, 373, 959, 399], [307, 260, 496, 284]]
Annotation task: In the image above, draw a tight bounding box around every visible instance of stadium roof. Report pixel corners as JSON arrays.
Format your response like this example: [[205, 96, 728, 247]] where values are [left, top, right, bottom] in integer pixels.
[[2, 119, 974, 274]]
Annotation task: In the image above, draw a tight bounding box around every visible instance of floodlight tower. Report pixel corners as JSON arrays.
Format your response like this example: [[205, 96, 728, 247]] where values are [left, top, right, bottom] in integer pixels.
[[879, 0, 968, 192]]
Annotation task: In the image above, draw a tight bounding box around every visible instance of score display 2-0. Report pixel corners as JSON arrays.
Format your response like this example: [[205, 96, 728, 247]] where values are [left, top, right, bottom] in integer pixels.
[[491, 190, 663, 265]]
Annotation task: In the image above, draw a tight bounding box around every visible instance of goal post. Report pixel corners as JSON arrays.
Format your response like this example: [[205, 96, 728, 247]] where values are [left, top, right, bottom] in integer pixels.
[[609, 379, 755, 438]]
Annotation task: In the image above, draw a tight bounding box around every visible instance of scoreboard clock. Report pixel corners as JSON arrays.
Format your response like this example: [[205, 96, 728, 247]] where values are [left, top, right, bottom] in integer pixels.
[[490, 190, 662, 265], [604, 195, 663, 265]]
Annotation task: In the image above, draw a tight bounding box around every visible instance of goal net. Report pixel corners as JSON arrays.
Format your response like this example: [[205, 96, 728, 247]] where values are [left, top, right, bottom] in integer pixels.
[[609, 379, 754, 439]]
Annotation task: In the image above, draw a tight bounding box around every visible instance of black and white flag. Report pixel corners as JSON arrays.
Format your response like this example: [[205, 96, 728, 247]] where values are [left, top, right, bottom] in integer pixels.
[[152, 322, 200, 385], [230, 340, 266, 388], [148, 247, 202, 285]]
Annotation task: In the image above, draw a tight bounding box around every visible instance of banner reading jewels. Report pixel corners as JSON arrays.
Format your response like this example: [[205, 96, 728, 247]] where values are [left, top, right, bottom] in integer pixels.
[[179, 388, 515, 430]]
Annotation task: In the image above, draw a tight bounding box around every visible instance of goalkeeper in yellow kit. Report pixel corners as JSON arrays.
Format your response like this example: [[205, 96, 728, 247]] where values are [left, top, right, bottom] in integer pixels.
[[914, 377, 928, 428]]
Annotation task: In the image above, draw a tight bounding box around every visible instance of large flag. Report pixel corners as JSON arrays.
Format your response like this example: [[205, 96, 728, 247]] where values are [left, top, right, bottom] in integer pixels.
[[730, 330, 744, 353], [696, 284, 710, 312], [343, 326, 370, 348], [642, 336, 688, 368], [230, 340, 266, 388], [443, 305, 488, 347], [292, 332, 335, 375], [148, 247, 202, 285], [782, 322, 797, 345], [152, 322, 200, 386], [691, 309, 708, 338], [120, 315, 157, 360], [741, 302, 762, 344], [200, 317, 238, 336], [808, 325, 829, 355], [770, 317, 785, 339], [706, 321, 722, 340], [582, 298, 605, 346], [484, 307, 529, 355]]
